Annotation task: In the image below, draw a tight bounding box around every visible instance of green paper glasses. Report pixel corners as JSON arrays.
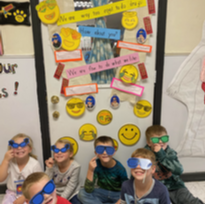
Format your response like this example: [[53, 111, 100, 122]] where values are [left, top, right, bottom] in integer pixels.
[[150, 135, 169, 144]]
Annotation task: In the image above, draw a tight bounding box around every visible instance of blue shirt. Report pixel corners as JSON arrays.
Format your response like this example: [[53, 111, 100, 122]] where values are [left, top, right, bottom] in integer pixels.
[[121, 178, 171, 204]]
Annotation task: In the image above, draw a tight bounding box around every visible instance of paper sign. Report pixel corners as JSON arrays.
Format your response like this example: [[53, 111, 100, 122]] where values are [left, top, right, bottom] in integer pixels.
[[54, 63, 65, 79], [64, 83, 98, 97], [57, 0, 147, 25], [143, 16, 153, 34], [54, 50, 83, 63], [110, 78, 144, 96], [147, 0, 156, 14], [78, 26, 121, 40], [138, 63, 148, 79], [117, 41, 152, 53], [66, 53, 140, 79], [61, 78, 69, 94]]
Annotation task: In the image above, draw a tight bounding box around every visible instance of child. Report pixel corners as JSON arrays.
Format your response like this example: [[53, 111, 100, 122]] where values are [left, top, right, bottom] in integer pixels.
[[78, 136, 128, 204], [0, 133, 42, 204], [22, 172, 71, 204], [145, 125, 204, 204], [45, 138, 81, 204], [121, 148, 170, 204]]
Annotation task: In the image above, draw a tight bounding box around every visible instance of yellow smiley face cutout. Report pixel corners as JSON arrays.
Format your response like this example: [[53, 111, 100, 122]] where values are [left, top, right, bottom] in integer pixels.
[[113, 139, 119, 151], [97, 110, 113, 125], [134, 100, 152, 118], [79, 124, 97, 141], [60, 27, 81, 51], [66, 98, 85, 117], [36, 0, 60, 24], [60, 137, 78, 156], [119, 65, 138, 84], [122, 12, 138, 30], [118, 124, 140, 146]]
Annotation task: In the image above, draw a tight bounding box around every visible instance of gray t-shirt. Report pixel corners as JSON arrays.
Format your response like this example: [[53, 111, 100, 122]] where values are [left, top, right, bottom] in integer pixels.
[[45, 160, 81, 200]]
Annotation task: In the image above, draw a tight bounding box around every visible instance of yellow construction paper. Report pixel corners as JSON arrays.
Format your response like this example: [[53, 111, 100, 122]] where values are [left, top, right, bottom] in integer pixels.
[[57, 0, 146, 25]]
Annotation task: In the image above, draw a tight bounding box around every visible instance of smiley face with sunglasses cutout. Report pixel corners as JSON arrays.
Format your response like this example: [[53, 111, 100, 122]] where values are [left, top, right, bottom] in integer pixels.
[[66, 98, 85, 117], [134, 100, 152, 118]]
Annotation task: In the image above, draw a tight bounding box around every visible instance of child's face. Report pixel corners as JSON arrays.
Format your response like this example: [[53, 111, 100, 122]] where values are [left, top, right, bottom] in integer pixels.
[[147, 132, 168, 151], [53, 142, 72, 163], [12, 137, 32, 159], [27, 177, 57, 204], [95, 142, 115, 163], [131, 156, 155, 181]]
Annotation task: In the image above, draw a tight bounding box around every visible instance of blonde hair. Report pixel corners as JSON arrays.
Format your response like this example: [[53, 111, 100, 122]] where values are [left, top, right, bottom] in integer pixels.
[[131, 148, 156, 165], [22, 172, 50, 200], [145, 125, 167, 142], [94, 136, 114, 148], [54, 138, 74, 159], [9, 133, 37, 160]]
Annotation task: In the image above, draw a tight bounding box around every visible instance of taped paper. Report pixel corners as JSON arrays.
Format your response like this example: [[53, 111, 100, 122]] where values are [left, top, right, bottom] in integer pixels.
[[117, 41, 152, 53], [64, 83, 98, 97], [54, 50, 82, 62], [78, 26, 121, 40], [57, 0, 147, 25], [66, 53, 140, 79], [110, 78, 144, 96]]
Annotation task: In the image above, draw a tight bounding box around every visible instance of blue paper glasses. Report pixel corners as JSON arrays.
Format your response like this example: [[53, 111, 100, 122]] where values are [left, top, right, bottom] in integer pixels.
[[95, 145, 115, 155], [8, 138, 29, 148], [127, 158, 152, 170], [50, 144, 70, 153], [29, 180, 55, 204]]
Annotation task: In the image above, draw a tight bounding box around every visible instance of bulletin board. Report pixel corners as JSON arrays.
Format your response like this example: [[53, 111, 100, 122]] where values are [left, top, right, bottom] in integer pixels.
[[38, 0, 159, 185]]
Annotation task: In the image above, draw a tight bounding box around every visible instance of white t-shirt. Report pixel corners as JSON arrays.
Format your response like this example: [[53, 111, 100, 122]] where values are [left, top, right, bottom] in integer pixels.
[[7, 157, 42, 191]]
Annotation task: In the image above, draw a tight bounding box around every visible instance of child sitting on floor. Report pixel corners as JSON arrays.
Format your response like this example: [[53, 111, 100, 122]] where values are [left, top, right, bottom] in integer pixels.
[[78, 136, 128, 204]]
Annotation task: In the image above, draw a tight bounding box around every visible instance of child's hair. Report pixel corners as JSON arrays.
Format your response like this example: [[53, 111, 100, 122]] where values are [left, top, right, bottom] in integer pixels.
[[22, 172, 50, 200], [9, 133, 37, 160], [131, 148, 156, 165], [94, 136, 114, 148], [54, 138, 74, 159], [145, 125, 167, 142]]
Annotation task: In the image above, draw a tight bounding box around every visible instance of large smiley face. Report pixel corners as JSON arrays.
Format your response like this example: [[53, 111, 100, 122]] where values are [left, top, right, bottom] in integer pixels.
[[60, 27, 81, 51], [66, 98, 85, 117], [36, 0, 60, 24], [118, 124, 140, 146], [119, 64, 138, 84], [79, 123, 97, 141], [121, 12, 138, 30], [134, 100, 152, 118]]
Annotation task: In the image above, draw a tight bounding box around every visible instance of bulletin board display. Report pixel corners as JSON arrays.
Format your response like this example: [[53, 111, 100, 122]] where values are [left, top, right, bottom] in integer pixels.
[[41, 0, 159, 185]]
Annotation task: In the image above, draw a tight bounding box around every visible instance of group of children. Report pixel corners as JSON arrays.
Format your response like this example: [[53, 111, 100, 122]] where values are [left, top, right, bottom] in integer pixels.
[[0, 125, 203, 204]]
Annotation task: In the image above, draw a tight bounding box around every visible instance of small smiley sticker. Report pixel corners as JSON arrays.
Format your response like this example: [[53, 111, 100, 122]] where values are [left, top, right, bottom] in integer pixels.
[[118, 124, 140, 146], [97, 110, 113, 125], [66, 98, 85, 117], [119, 65, 138, 84], [60, 136, 78, 156], [79, 123, 97, 141], [134, 100, 152, 118], [121, 12, 138, 30]]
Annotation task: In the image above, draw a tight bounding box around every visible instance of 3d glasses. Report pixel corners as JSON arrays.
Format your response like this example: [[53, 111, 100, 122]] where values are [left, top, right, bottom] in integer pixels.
[[29, 180, 55, 204], [8, 138, 29, 148], [50, 144, 70, 153], [150, 135, 169, 144], [127, 158, 152, 170], [95, 145, 115, 155]]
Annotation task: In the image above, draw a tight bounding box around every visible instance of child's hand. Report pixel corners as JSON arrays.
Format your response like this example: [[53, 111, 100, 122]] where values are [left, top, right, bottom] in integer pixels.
[[45, 157, 54, 168], [153, 144, 161, 152], [88, 156, 97, 172], [4, 150, 14, 162]]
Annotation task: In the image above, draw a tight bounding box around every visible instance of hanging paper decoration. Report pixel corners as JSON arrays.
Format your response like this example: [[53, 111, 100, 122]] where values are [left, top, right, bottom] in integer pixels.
[[60, 136, 78, 156], [119, 65, 138, 84], [110, 95, 120, 109], [121, 11, 138, 30], [138, 63, 148, 80], [85, 95, 95, 110], [79, 123, 97, 141], [134, 100, 152, 118], [35, 0, 60, 24], [66, 98, 85, 117], [0, 1, 30, 26], [97, 110, 112, 125], [118, 124, 140, 146]]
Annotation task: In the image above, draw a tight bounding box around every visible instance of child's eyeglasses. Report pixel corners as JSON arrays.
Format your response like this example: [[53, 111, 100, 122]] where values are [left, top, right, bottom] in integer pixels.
[[51, 144, 70, 153], [8, 138, 29, 148], [67, 103, 84, 109], [127, 158, 152, 170], [150, 135, 169, 144], [95, 145, 115, 155], [29, 180, 55, 204], [136, 103, 151, 112]]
